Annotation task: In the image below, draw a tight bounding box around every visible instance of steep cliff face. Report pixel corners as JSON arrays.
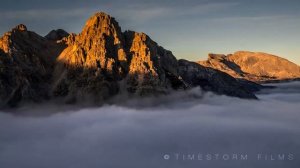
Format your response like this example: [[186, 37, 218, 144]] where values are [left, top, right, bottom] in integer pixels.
[[124, 31, 186, 95], [0, 24, 65, 106], [178, 59, 257, 99], [52, 12, 186, 103], [199, 51, 300, 83], [52, 12, 128, 103]]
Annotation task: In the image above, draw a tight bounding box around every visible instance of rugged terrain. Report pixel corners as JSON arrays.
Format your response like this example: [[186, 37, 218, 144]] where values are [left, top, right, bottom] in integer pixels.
[[178, 59, 256, 98], [0, 24, 66, 107], [1, 12, 282, 107], [199, 51, 300, 83]]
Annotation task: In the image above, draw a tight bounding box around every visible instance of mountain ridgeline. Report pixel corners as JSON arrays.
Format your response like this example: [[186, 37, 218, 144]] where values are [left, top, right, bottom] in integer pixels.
[[2, 12, 298, 107], [199, 52, 300, 83]]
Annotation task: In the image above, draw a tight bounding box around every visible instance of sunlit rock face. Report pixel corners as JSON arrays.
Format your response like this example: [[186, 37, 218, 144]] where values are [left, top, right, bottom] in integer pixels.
[[124, 31, 186, 95], [0, 12, 261, 107], [53, 12, 186, 102], [52, 12, 128, 103], [199, 51, 300, 83], [0, 24, 65, 107], [56, 12, 127, 74], [178, 59, 257, 99]]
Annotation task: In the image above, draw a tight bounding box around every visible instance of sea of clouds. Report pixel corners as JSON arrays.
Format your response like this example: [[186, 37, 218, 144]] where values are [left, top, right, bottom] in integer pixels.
[[0, 82, 300, 168]]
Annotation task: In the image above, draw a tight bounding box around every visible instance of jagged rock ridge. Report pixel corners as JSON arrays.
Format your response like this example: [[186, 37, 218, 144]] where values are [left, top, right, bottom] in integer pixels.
[[0, 24, 66, 106], [52, 12, 187, 103], [199, 51, 300, 83], [124, 30, 186, 95], [0, 12, 258, 107], [178, 59, 257, 99], [52, 13, 128, 103], [45, 29, 69, 41]]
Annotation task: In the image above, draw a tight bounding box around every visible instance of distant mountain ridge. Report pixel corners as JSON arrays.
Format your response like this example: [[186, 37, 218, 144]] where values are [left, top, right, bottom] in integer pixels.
[[198, 51, 300, 83], [4, 12, 300, 107]]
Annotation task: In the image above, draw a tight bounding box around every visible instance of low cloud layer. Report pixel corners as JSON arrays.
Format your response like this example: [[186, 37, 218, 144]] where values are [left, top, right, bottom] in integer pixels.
[[0, 82, 300, 168]]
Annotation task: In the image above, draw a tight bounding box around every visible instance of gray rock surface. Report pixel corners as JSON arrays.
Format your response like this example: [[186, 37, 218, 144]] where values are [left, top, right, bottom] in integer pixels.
[[0, 24, 66, 107], [178, 59, 257, 99], [45, 29, 69, 41]]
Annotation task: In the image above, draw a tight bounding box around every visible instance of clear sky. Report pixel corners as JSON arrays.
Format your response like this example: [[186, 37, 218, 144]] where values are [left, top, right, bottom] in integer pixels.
[[0, 0, 299, 64]]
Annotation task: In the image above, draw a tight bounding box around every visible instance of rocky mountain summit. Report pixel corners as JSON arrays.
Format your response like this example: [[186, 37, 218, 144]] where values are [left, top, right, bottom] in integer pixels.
[[199, 51, 300, 83], [52, 13, 187, 104], [45, 29, 69, 41], [0, 12, 262, 107], [0, 24, 65, 107]]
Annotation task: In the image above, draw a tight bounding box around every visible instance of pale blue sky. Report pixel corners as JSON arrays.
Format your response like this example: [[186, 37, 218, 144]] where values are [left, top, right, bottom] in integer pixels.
[[0, 0, 299, 64]]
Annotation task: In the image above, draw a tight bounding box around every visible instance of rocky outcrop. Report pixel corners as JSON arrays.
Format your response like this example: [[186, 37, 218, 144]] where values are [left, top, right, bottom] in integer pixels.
[[52, 13, 128, 103], [199, 51, 300, 83], [0, 24, 66, 107], [124, 31, 186, 95], [52, 12, 186, 103], [178, 59, 257, 99], [0, 12, 263, 107], [45, 29, 69, 41]]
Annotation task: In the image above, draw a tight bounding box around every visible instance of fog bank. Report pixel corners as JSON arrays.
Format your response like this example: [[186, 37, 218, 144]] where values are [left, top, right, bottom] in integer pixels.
[[0, 82, 300, 168]]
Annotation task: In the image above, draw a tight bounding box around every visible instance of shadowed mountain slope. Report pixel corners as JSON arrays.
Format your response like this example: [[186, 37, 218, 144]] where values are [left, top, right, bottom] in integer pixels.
[[0, 24, 66, 107], [0, 12, 260, 107]]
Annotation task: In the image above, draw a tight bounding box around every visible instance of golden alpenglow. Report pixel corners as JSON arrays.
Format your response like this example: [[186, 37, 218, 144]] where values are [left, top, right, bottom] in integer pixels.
[[199, 51, 300, 83]]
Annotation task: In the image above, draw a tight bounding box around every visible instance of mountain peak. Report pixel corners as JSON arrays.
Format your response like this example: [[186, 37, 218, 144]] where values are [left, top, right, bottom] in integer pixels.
[[13, 24, 27, 32], [0, 12, 261, 107], [85, 12, 112, 25], [82, 12, 121, 35], [92, 11, 111, 18], [45, 29, 69, 41], [208, 53, 226, 60], [55, 11, 127, 80]]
